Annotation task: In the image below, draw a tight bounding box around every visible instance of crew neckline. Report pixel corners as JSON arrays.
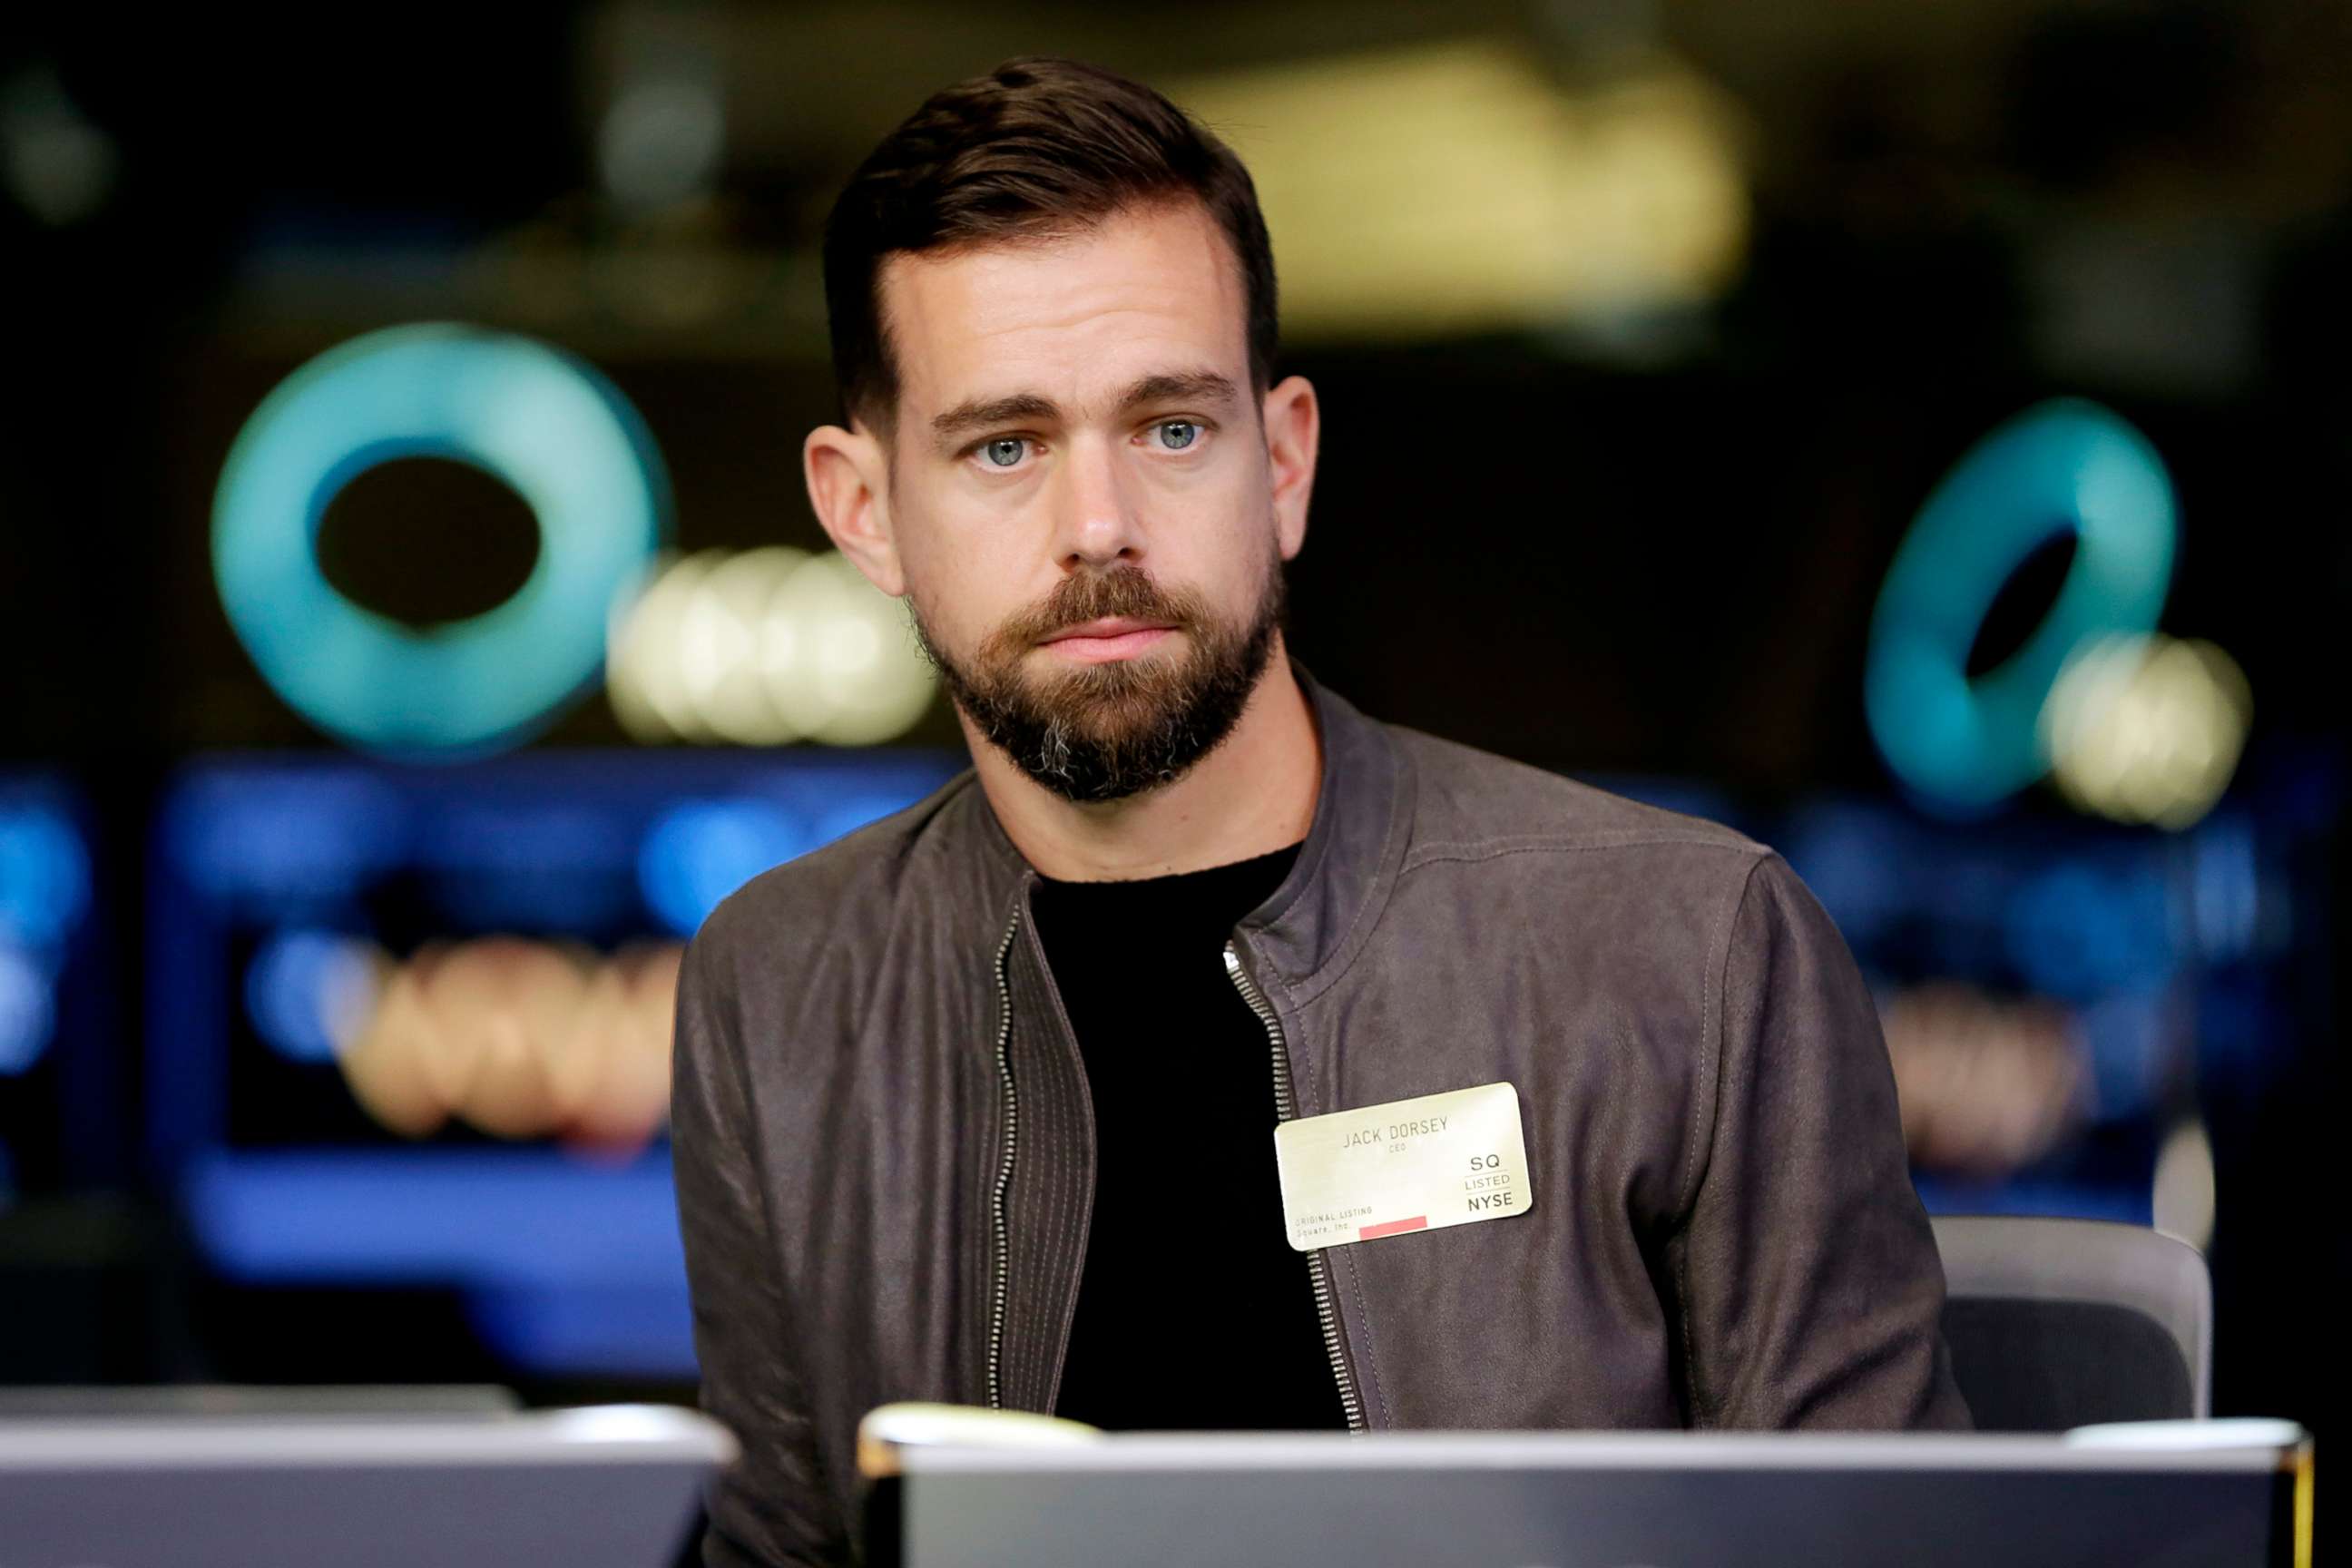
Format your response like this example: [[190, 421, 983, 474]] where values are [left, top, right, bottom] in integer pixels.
[[1034, 840, 1305, 894]]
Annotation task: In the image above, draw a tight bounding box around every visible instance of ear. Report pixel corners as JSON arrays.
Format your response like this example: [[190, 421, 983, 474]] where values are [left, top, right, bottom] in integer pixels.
[[1261, 374, 1320, 562], [803, 418, 903, 596]]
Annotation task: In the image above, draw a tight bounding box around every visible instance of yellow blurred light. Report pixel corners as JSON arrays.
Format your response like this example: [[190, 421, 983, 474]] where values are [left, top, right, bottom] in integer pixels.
[[768, 551, 936, 745], [598, 74, 725, 214], [2042, 634, 2252, 830], [683, 546, 810, 744], [562, 941, 684, 1154], [607, 546, 936, 747], [427, 936, 599, 1141], [330, 936, 688, 1152], [1169, 40, 1750, 339], [339, 960, 451, 1139], [608, 549, 720, 742], [1878, 982, 2085, 1176]]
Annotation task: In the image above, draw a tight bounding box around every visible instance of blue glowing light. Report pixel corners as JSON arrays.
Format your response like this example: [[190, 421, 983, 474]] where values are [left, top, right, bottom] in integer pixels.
[[466, 1281, 697, 1377], [2074, 990, 2171, 1123], [211, 323, 669, 757], [0, 806, 91, 947], [164, 769, 407, 908], [245, 929, 377, 1064], [638, 799, 816, 936], [1913, 1174, 2152, 1225], [2190, 814, 2261, 965], [1865, 399, 2177, 814], [1775, 805, 1912, 947], [810, 790, 919, 845], [183, 1147, 696, 1376], [2003, 860, 2175, 1001], [0, 943, 56, 1076]]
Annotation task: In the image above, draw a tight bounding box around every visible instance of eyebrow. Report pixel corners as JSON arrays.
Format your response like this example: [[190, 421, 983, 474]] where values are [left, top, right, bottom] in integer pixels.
[[928, 369, 1240, 452]]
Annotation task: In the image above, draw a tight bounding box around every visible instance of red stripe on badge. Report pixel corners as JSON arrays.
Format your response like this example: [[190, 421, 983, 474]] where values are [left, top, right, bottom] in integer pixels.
[[1358, 1215, 1429, 1240]]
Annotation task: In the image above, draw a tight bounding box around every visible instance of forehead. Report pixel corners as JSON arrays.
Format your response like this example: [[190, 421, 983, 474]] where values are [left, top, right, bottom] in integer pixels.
[[877, 200, 1249, 420]]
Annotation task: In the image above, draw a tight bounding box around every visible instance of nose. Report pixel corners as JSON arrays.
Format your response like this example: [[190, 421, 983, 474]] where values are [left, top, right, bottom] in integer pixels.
[[1050, 431, 1143, 573]]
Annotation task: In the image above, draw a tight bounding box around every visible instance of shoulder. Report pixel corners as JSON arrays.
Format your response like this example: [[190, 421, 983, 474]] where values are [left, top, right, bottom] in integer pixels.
[[1387, 723, 1770, 878], [682, 768, 1007, 1001]]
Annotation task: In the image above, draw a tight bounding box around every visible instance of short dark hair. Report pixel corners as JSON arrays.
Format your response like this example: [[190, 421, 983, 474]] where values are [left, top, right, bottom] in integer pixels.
[[821, 55, 1279, 439]]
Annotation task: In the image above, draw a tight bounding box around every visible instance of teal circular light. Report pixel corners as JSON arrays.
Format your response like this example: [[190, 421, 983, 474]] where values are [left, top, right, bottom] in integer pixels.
[[211, 324, 668, 757], [1865, 399, 2176, 814]]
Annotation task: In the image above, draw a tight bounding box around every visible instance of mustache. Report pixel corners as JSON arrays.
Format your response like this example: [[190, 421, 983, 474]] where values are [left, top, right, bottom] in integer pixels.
[[988, 566, 1205, 651]]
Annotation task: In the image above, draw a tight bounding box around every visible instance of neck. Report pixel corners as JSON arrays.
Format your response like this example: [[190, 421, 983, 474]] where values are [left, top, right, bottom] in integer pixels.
[[962, 641, 1323, 882]]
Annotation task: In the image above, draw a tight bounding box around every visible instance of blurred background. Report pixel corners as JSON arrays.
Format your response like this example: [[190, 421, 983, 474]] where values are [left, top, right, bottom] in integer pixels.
[[0, 0, 2341, 1478]]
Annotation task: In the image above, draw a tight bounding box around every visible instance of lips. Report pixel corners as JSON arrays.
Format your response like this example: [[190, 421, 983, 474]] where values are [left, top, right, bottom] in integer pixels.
[[1041, 616, 1174, 644], [1038, 617, 1176, 663]]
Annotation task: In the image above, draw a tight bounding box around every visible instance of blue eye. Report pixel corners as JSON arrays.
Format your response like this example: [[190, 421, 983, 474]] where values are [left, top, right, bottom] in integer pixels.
[[1155, 421, 1200, 451], [981, 437, 1025, 467]]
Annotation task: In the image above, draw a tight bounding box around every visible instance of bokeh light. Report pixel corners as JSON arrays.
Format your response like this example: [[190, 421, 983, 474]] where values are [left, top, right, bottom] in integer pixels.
[[0, 799, 90, 1078], [607, 546, 936, 746], [0, 943, 56, 1077], [2043, 634, 2253, 831], [1172, 41, 1749, 339], [637, 798, 812, 936], [684, 546, 812, 744], [0, 803, 91, 946], [2003, 861, 2175, 1001], [1865, 399, 2177, 815], [165, 769, 408, 916], [244, 930, 390, 1065], [211, 323, 670, 757], [0, 65, 118, 227], [336, 937, 683, 1152], [599, 68, 726, 212], [1879, 982, 2087, 1176]]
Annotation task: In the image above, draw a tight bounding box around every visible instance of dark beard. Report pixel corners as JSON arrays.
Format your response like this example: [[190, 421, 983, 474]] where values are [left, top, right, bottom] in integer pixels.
[[912, 558, 1285, 804]]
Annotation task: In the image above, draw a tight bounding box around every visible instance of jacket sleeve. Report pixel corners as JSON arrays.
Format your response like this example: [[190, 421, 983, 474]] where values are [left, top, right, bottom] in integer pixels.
[[1671, 852, 1972, 1430], [671, 927, 851, 1566]]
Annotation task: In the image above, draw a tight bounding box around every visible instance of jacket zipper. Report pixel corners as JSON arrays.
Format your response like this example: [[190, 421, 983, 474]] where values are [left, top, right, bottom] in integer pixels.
[[1224, 942, 1369, 1433], [985, 907, 1021, 1411]]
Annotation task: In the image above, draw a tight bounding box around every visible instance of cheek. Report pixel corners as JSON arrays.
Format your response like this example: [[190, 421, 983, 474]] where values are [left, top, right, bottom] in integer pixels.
[[897, 528, 1023, 652], [1193, 500, 1281, 600]]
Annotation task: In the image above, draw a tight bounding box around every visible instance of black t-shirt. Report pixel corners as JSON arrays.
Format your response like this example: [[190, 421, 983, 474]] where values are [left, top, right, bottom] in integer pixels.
[[1029, 842, 1347, 1431]]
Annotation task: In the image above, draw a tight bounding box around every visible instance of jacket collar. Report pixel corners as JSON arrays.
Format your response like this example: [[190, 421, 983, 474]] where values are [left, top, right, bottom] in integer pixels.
[[1238, 663, 1413, 1001], [956, 660, 1414, 1000]]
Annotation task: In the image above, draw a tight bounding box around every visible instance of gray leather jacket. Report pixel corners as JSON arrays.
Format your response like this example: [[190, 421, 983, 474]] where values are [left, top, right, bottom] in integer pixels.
[[671, 671, 1969, 1567]]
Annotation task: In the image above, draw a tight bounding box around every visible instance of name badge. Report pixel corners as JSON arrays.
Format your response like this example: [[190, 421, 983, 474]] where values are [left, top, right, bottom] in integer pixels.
[[1272, 1082, 1533, 1250]]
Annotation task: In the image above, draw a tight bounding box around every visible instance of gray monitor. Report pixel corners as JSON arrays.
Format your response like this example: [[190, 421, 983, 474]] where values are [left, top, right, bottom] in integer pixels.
[[0, 1402, 734, 1568], [879, 1421, 2308, 1568]]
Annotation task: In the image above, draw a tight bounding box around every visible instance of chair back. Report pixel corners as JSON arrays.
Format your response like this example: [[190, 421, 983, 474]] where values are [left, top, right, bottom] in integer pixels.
[[1929, 1214, 2210, 1431]]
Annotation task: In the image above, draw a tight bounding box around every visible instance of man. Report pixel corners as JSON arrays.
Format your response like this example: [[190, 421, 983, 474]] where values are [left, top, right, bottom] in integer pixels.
[[672, 54, 1967, 1568]]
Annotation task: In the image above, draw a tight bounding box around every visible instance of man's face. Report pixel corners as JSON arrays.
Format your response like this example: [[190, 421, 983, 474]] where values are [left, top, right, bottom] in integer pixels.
[[870, 198, 1299, 802]]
